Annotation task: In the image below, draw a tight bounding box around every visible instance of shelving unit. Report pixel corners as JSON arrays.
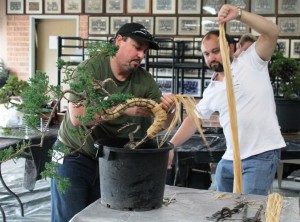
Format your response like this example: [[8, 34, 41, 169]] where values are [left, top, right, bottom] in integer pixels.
[[145, 38, 209, 98]]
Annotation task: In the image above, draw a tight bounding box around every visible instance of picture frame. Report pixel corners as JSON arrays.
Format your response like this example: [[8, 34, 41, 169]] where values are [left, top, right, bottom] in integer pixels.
[[178, 79, 201, 97], [84, 0, 103, 14], [251, 17, 276, 36], [251, 0, 275, 14], [152, 0, 176, 14], [290, 39, 300, 59], [127, 0, 150, 14], [88, 16, 109, 35], [202, 0, 225, 15], [226, 20, 250, 36], [26, 0, 42, 14], [277, 39, 289, 58], [110, 17, 131, 35], [44, 0, 61, 14], [278, 17, 300, 36], [106, 0, 124, 14], [178, 17, 200, 36], [278, 0, 300, 14], [227, 0, 249, 11], [155, 17, 177, 36], [194, 37, 202, 56], [7, 0, 24, 14], [64, 0, 82, 14], [201, 17, 219, 35], [157, 78, 173, 94], [132, 17, 154, 34], [178, 0, 201, 14]]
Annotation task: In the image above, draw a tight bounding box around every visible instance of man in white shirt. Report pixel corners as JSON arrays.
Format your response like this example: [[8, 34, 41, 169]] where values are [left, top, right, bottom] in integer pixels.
[[168, 4, 286, 195]]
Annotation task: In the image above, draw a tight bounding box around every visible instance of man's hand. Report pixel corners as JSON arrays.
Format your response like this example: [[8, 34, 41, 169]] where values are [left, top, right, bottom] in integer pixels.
[[161, 94, 175, 113], [218, 4, 239, 24], [168, 149, 174, 169]]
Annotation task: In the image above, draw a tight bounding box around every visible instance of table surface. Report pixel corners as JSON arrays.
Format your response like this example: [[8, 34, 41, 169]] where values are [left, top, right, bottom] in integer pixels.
[[70, 185, 300, 222]]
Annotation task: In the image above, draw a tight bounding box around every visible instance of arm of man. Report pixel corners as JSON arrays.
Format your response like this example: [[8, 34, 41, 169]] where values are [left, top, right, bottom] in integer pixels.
[[218, 4, 279, 61], [168, 116, 198, 168]]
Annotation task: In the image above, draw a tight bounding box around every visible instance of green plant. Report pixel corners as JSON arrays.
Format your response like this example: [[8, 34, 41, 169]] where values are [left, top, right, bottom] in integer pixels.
[[269, 50, 300, 99]]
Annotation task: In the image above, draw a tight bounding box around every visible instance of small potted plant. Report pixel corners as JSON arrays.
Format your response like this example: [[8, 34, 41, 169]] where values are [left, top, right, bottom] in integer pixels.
[[269, 50, 300, 132]]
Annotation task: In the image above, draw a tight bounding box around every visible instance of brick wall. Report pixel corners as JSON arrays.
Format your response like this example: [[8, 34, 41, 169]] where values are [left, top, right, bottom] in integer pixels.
[[6, 15, 88, 80], [6, 16, 30, 80]]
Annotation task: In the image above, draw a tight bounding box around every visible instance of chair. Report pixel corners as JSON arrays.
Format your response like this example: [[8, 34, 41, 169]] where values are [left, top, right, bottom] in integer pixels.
[[276, 159, 300, 188]]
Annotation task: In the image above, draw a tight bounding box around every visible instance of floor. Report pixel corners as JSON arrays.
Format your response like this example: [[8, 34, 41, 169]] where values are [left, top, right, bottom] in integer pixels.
[[0, 158, 299, 222]]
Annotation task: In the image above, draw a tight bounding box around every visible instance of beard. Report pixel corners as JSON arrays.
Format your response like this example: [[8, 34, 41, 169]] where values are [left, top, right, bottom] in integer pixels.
[[209, 61, 224, 72]]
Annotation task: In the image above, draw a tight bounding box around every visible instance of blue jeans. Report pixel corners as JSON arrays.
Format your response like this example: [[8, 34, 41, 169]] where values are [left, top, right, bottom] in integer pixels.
[[51, 140, 100, 222], [215, 149, 281, 195]]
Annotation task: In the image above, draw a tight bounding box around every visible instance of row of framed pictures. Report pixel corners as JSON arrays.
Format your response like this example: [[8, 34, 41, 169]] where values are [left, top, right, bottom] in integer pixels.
[[156, 78, 209, 97], [7, 0, 300, 15], [89, 16, 300, 38], [277, 39, 300, 58]]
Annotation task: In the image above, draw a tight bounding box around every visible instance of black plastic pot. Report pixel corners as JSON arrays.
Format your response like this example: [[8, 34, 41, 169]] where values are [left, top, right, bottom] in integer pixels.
[[276, 99, 300, 133], [95, 138, 173, 211]]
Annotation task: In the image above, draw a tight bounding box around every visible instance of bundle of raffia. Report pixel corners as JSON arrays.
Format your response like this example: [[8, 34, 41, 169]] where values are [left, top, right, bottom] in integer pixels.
[[219, 24, 243, 193]]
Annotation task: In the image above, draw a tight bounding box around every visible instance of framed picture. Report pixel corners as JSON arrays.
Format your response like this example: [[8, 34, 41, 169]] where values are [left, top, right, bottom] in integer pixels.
[[84, 0, 103, 14], [202, 0, 225, 15], [201, 17, 219, 35], [157, 78, 173, 94], [278, 17, 300, 36], [127, 0, 150, 14], [194, 37, 202, 56], [178, 79, 201, 97], [152, 0, 176, 14], [278, 0, 300, 14], [155, 68, 173, 77], [110, 17, 131, 34], [178, 0, 201, 14], [226, 20, 250, 36], [132, 17, 154, 34], [7, 0, 24, 14], [106, 0, 124, 13], [26, 0, 42, 14], [88, 16, 109, 35], [251, 0, 275, 14], [178, 17, 200, 36], [290, 39, 300, 59], [64, 0, 82, 13], [45, 0, 61, 14], [227, 0, 249, 11], [155, 17, 177, 36], [277, 39, 289, 57], [251, 17, 276, 36]]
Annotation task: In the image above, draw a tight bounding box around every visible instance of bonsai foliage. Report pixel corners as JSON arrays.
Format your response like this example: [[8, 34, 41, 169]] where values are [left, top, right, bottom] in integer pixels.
[[269, 50, 300, 99], [0, 76, 29, 108]]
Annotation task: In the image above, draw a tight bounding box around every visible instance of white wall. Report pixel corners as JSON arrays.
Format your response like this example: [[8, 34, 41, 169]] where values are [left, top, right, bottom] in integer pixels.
[[0, 1, 7, 65]]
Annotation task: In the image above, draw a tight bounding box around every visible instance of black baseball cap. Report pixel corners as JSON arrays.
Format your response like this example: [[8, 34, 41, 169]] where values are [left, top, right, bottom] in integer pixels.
[[115, 23, 159, 50]]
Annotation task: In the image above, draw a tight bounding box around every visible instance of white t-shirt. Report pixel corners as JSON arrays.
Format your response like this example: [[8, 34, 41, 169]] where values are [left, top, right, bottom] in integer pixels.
[[196, 43, 286, 160]]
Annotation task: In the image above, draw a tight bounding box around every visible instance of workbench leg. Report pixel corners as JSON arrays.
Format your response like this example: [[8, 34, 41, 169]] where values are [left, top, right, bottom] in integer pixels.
[[0, 204, 6, 222], [276, 162, 284, 189], [0, 163, 24, 217]]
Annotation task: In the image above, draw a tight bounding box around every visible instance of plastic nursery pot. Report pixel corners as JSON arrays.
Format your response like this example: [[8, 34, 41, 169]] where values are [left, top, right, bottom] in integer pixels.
[[95, 138, 173, 211]]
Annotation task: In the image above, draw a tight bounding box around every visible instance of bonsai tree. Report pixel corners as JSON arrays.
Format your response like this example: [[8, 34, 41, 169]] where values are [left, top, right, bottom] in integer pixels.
[[0, 41, 204, 192], [269, 50, 300, 100]]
